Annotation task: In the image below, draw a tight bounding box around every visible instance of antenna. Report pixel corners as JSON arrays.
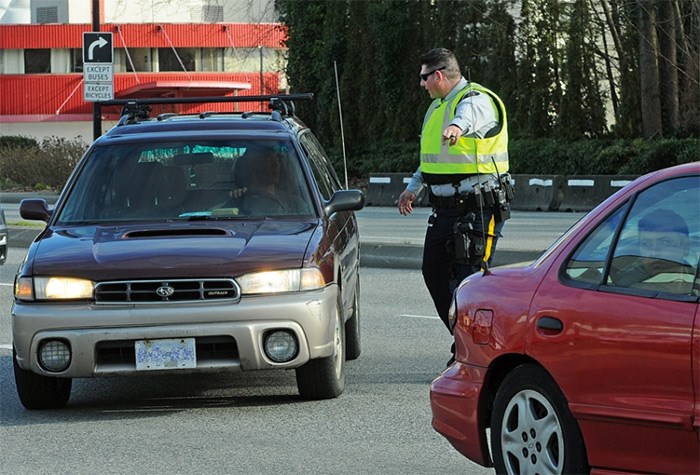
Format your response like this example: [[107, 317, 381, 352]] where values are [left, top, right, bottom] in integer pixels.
[[334, 61, 349, 189], [465, 65, 489, 274]]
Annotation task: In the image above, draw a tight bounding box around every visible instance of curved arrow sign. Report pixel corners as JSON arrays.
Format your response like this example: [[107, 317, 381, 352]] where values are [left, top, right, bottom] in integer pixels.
[[88, 36, 108, 61]]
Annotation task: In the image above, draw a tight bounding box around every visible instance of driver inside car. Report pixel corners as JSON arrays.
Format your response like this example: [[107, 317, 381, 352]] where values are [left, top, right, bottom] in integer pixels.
[[229, 144, 305, 215], [609, 208, 697, 294]]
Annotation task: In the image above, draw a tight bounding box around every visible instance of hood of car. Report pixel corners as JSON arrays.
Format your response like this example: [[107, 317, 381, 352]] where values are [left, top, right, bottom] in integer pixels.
[[29, 219, 319, 281]]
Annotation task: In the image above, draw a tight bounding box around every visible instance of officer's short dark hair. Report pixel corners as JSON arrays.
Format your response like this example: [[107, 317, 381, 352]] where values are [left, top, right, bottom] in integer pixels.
[[421, 48, 460, 80]]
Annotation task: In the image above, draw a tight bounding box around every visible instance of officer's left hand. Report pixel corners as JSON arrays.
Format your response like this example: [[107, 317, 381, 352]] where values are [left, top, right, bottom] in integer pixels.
[[442, 125, 462, 146]]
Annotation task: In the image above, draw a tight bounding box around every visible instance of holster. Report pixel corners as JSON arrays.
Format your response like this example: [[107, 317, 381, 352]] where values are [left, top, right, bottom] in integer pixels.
[[449, 213, 486, 266]]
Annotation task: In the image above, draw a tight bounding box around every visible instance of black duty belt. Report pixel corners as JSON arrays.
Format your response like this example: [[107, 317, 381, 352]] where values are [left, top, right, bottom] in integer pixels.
[[429, 191, 479, 210]]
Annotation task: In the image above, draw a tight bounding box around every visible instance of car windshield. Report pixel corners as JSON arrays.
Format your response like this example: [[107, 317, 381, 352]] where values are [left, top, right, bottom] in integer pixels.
[[56, 139, 316, 224]]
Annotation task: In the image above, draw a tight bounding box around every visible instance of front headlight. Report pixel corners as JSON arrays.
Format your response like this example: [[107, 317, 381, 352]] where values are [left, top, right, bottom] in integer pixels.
[[237, 268, 325, 295], [15, 276, 95, 301]]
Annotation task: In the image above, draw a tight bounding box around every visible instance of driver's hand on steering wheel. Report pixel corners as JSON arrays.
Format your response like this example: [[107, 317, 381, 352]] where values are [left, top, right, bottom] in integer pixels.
[[229, 187, 248, 198]]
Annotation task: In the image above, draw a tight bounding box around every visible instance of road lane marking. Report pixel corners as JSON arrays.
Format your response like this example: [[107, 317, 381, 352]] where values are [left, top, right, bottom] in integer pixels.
[[0, 282, 13, 286], [0, 343, 12, 350], [400, 314, 439, 320]]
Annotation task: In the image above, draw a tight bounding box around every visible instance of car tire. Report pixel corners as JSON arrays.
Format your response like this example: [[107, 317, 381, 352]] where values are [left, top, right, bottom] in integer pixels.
[[13, 348, 72, 410], [296, 299, 346, 400], [490, 364, 587, 475], [344, 278, 361, 360]]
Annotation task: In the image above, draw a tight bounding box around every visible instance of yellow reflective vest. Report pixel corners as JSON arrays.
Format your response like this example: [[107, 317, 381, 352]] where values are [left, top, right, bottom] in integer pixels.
[[420, 82, 509, 184]]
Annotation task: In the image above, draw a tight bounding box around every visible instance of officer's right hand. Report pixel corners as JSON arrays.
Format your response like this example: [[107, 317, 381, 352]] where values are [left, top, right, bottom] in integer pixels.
[[398, 190, 416, 216]]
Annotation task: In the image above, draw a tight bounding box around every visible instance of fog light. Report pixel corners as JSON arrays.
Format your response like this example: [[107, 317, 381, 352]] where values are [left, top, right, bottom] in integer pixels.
[[264, 330, 298, 363], [38, 340, 71, 372]]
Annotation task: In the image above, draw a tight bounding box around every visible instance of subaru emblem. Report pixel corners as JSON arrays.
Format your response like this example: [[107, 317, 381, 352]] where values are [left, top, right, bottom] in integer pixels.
[[156, 285, 175, 298]]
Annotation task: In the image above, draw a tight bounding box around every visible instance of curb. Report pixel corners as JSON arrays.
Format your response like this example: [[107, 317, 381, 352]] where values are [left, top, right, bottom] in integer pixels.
[[359, 243, 543, 270]]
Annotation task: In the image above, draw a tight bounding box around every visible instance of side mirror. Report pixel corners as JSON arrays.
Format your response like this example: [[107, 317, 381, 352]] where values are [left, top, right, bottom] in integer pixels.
[[324, 190, 365, 216], [20, 199, 52, 223]]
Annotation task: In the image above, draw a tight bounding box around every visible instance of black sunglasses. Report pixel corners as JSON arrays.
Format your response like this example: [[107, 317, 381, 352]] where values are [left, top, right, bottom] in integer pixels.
[[420, 66, 446, 82]]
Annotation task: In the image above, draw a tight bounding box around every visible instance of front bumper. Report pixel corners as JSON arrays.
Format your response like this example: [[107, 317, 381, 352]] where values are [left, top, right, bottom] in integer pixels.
[[13, 285, 338, 378], [430, 362, 492, 467]]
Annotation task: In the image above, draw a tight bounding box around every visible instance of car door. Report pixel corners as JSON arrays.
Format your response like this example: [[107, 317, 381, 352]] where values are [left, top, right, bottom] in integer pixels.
[[299, 132, 359, 316], [527, 175, 699, 474]]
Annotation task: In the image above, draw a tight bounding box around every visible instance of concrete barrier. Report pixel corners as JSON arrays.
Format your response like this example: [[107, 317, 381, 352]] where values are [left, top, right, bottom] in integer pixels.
[[365, 173, 410, 206], [556, 175, 637, 212], [364, 173, 640, 211], [512, 175, 558, 211]]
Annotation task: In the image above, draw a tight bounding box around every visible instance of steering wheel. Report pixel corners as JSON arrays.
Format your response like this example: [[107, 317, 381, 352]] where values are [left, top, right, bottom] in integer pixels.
[[241, 189, 287, 214], [207, 181, 236, 189]]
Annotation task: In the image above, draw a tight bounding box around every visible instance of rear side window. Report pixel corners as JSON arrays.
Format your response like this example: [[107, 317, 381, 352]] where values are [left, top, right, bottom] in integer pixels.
[[563, 176, 700, 299], [299, 133, 340, 200]]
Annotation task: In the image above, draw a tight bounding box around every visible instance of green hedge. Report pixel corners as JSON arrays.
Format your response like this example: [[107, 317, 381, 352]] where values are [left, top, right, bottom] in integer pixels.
[[0, 136, 88, 191], [329, 137, 699, 178]]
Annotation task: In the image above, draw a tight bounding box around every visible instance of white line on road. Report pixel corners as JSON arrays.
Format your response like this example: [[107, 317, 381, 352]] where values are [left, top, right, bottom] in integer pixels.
[[0, 282, 13, 286], [0, 343, 12, 350], [400, 314, 439, 320]]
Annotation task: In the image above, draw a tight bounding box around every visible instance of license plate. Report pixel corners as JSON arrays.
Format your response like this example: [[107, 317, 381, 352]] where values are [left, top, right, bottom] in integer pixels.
[[135, 338, 196, 371]]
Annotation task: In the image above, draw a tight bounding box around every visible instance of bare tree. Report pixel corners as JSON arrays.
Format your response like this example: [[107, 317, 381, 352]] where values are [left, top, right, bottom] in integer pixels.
[[657, 0, 679, 133], [638, 0, 662, 138]]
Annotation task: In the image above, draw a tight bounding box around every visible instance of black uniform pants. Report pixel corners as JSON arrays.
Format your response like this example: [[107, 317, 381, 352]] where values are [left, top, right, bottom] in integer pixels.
[[421, 206, 504, 331]]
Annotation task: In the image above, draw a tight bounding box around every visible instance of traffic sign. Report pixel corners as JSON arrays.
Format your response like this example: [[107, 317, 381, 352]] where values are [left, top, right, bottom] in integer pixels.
[[83, 32, 113, 63], [83, 32, 114, 101], [84, 63, 113, 82]]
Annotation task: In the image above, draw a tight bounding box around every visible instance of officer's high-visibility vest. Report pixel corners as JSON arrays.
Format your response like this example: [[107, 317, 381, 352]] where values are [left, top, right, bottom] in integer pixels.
[[420, 82, 509, 185]]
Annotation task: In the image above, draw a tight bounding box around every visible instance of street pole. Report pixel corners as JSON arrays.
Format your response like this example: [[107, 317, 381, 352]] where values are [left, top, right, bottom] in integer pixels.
[[92, 0, 102, 141], [259, 45, 264, 110]]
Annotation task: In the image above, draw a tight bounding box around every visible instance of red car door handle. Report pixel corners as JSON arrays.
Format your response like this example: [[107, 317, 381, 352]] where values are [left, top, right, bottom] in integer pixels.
[[536, 317, 563, 333]]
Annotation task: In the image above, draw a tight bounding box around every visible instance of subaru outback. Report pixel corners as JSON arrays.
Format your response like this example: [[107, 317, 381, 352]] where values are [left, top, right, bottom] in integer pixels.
[[12, 94, 364, 409]]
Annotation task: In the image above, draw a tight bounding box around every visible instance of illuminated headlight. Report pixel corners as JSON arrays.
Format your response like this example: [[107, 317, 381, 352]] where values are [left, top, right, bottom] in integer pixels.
[[38, 339, 71, 372], [237, 268, 325, 295], [264, 330, 299, 363], [15, 276, 94, 301]]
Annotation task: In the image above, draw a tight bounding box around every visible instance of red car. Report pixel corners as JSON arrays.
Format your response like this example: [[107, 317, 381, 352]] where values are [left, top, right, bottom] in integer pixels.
[[430, 162, 699, 474]]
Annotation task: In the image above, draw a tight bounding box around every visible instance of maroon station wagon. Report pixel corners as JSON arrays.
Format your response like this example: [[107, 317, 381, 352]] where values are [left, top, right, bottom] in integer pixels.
[[430, 162, 700, 474], [12, 95, 364, 409]]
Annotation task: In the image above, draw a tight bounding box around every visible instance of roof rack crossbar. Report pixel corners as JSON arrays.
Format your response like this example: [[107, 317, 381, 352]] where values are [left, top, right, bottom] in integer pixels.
[[99, 93, 313, 108]]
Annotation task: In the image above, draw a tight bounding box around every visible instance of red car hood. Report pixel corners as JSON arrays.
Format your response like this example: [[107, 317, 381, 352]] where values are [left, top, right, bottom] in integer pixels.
[[28, 219, 319, 281]]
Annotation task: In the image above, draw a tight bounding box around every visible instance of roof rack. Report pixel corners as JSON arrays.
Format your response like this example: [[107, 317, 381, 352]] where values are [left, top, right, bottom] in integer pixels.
[[100, 94, 314, 124]]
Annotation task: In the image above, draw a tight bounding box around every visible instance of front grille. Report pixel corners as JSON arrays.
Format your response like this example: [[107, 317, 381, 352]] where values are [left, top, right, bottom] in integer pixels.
[[95, 279, 240, 303]]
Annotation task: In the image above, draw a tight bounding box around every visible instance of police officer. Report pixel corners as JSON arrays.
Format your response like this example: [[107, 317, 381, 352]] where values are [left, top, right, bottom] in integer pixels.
[[398, 48, 511, 365]]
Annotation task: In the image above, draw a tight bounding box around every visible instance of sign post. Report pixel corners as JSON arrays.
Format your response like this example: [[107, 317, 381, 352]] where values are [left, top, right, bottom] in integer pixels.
[[83, 31, 113, 139]]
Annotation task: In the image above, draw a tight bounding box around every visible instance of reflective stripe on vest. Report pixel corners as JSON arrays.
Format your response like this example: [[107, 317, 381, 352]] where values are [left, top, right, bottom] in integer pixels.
[[420, 82, 509, 177]]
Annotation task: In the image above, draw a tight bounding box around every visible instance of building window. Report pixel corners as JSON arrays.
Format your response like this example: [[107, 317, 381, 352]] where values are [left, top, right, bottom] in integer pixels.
[[202, 4, 224, 22], [201, 48, 224, 72], [24, 49, 51, 74], [71, 49, 83, 72], [158, 48, 196, 72]]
